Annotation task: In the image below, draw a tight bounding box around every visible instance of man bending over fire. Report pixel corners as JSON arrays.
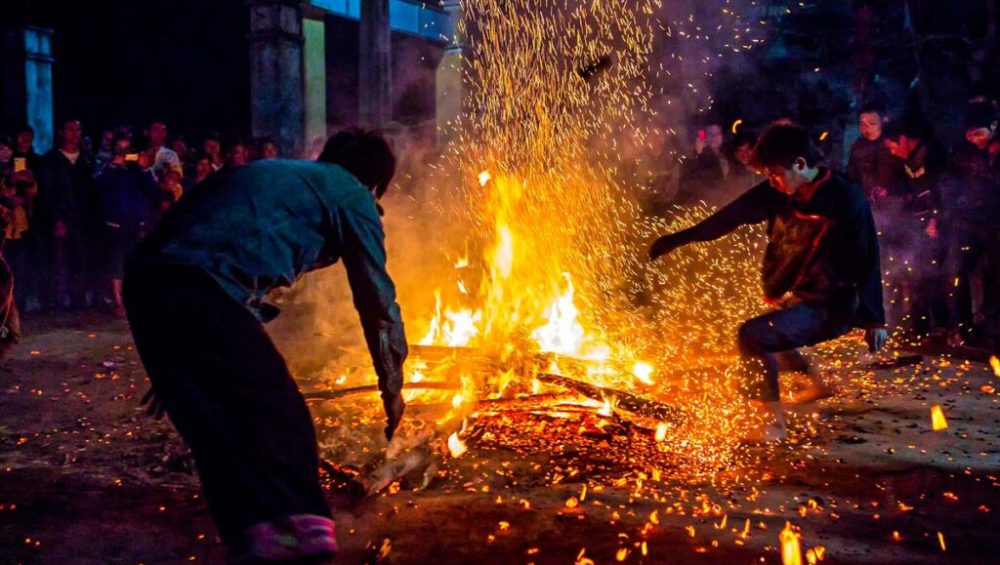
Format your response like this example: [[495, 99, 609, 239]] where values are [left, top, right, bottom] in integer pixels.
[[124, 129, 407, 563], [649, 124, 888, 442]]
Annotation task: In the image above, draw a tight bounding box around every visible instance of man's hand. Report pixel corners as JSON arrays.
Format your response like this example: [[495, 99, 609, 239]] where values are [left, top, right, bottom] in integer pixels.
[[381, 392, 406, 441], [648, 234, 681, 261], [864, 328, 888, 353]]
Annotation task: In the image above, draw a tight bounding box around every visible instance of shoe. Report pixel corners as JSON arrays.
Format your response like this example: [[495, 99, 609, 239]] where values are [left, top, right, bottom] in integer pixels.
[[229, 514, 337, 564]]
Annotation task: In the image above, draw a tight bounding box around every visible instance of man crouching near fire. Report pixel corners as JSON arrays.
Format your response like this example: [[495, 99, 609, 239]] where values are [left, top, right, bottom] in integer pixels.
[[123, 129, 407, 563], [649, 124, 888, 442]]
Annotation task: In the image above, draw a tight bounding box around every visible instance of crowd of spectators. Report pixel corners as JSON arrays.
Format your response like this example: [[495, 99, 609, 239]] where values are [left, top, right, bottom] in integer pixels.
[[0, 119, 279, 340], [1, 96, 999, 357], [672, 99, 1000, 350]]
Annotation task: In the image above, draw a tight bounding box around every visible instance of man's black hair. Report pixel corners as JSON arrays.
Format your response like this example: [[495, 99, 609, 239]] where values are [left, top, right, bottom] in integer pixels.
[[859, 102, 885, 117], [318, 128, 396, 199], [963, 102, 997, 131], [749, 124, 825, 169]]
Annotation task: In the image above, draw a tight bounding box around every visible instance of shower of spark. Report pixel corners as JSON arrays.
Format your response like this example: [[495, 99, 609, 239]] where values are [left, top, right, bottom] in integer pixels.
[[396, 0, 773, 479]]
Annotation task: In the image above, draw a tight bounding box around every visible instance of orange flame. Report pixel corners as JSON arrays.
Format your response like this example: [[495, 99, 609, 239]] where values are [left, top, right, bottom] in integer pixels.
[[990, 355, 1000, 378]]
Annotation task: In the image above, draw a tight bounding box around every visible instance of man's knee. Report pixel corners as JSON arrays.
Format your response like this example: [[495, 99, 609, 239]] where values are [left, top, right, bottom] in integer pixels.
[[737, 319, 764, 353]]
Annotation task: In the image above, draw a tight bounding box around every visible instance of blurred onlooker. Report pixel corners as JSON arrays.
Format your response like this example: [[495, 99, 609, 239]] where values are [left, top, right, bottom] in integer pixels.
[[847, 104, 900, 207], [214, 141, 248, 181], [883, 118, 950, 335], [144, 120, 183, 177], [184, 154, 215, 192], [677, 122, 728, 206], [158, 169, 184, 210], [0, 135, 13, 170], [13, 124, 42, 174], [722, 130, 762, 200], [0, 170, 25, 359], [0, 168, 37, 312], [94, 135, 158, 316], [202, 133, 224, 171], [171, 135, 191, 163], [37, 119, 98, 311], [258, 137, 279, 160], [95, 129, 116, 170], [945, 102, 1000, 344]]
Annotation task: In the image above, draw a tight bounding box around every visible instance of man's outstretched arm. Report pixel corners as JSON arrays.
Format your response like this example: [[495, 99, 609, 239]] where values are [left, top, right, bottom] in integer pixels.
[[649, 181, 774, 260], [339, 198, 408, 440]]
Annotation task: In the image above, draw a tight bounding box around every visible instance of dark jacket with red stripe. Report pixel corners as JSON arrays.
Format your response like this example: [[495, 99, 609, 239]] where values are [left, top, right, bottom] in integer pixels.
[[662, 169, 885, 328]]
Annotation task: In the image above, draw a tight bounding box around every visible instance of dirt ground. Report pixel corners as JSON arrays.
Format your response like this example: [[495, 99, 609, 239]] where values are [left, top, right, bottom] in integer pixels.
[[2, 312, 999, 564]]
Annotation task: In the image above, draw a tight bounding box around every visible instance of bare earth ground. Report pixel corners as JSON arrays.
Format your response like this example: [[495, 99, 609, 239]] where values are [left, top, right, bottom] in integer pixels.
[[2, 312, 999, 564]]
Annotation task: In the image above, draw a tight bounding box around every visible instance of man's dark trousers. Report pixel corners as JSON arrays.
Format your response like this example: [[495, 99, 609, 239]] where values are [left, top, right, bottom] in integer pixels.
[[737, 298, 856, 401], [123, 264, 332, 546]]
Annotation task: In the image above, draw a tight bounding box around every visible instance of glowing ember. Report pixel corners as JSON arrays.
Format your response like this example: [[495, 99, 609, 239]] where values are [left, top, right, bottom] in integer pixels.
[[478, 170, 492, 187], [937, 531, 946, 551], [631, 361, 654, 385], [447, 432, 468, 458], [805, 546, 826, 564], [930, 405, 948, 431], [780, 522, 803, 565], [990, 355, 1000, 378], [654, 422, 668, 443]]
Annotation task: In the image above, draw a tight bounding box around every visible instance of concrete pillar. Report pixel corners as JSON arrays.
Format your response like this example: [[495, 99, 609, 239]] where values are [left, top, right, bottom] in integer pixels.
[[435, 0, 463, 149], [303, 17, 327, 153], [2, 26, 54, 153], [247, 0, 305, 157], [359, 0, 391, 129]]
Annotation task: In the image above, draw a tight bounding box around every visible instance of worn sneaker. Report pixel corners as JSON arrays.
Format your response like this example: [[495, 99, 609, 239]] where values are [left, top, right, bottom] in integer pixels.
[[230, 514, 337, 564]]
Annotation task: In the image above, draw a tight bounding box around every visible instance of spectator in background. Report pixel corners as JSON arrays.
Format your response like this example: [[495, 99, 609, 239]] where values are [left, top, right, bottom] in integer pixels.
[[722, 130, 762, 201], [677, 122, 728, 206], [13, 124, 41, 174], [0, 135, 13, 170], [883, 118, 950, 336], [144, 120, 183, 177], [158, 169, 184, 211], [94, 134, 158, 316], [203, 133, 224, 172], [95, 129, 116, 170], [171, 135, 191, 163], [258, 137, 279, 160], [0, 169, 25, 360], [184, 154, 215, 192], [847, 104, 900, 207], [37, 119, 98, 311], [0, 167, 37, 312], [946, 102, 1000, 345], [215, 141, 248, 181]]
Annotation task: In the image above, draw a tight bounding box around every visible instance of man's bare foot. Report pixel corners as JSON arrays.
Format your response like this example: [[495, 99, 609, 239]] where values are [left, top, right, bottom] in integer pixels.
[[788, 381, 834, 405], [743, 400, 788, 443], [743, 420, 788, 443]]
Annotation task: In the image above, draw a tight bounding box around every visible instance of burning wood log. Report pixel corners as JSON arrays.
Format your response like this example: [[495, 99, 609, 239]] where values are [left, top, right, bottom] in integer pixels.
[[536, 372, 683, 423], [302, 382, 457, 401]]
